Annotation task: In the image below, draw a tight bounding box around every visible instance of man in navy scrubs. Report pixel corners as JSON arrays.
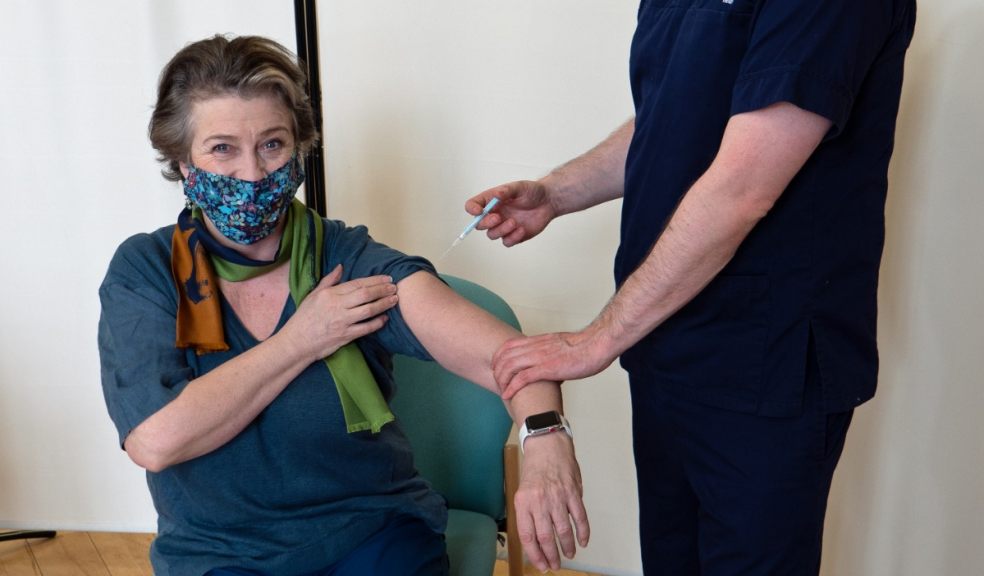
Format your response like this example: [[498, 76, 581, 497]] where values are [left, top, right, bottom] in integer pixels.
[[468, 0, 917, 573]]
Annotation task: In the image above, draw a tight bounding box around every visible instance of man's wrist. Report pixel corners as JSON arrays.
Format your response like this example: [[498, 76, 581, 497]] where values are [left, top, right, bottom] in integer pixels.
[[573, 317, 618, 370], [539, 173, 573, 217]]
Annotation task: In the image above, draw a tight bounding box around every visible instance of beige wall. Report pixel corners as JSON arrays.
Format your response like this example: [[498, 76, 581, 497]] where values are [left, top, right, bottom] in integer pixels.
[[318, 1, 984, 575], [1, 2, 981, 575], [824, 3, 984, 574], [318, 2, 639, 572]]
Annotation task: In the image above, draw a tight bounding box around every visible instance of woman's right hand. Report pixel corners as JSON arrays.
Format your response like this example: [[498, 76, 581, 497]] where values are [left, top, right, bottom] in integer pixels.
[[284, 264, 399, 362], [465, 180, 558, 247]]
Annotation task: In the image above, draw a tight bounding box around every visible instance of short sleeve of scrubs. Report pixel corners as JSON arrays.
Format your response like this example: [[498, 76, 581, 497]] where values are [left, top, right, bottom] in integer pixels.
[[731, 0, 916, 136]]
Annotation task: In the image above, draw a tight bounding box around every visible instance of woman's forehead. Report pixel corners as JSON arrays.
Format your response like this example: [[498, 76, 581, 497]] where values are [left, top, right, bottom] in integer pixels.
[[189, 94, 292, 140]]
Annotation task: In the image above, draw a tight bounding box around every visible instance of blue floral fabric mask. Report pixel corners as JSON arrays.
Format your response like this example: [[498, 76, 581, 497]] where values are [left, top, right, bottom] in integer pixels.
[[183, 154, 305, 245]]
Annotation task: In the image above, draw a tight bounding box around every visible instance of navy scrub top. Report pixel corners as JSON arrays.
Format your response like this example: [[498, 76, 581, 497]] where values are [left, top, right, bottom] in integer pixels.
[[617, 0, 917, 416]]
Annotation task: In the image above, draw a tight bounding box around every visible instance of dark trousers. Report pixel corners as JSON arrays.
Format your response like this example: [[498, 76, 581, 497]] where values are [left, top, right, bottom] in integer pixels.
[[630, 358, 853, 575], [205, 516, 449, 576]]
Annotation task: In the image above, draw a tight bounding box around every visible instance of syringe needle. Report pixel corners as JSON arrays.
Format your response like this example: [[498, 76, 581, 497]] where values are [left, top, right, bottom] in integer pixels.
[[440, 197, 500, 260], [439, 237, 462, 260]]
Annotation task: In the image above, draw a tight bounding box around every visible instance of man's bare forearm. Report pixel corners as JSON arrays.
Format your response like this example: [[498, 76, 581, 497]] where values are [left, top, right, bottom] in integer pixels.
[[591, 104, 833, 357], [542, 118, 634, 216]]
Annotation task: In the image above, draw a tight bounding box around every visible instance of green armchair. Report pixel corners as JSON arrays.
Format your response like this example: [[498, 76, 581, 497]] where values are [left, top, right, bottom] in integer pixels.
[[390, 275, 523, 576]]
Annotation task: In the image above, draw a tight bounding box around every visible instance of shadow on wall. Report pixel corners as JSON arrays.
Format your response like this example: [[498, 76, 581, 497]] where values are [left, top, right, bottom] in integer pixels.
[[823, 5, 984, 576]]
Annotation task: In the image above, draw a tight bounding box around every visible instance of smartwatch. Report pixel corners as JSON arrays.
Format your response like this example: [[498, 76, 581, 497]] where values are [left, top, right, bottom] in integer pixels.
[[518, 410, 572, 454]]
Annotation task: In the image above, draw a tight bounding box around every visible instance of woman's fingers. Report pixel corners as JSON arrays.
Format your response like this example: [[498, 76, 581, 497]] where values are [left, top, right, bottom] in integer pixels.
[[345, 313, 389, 340], [349, 291, 399, 323], [340, 281, 398, 322], [334, 274, 394, 296], [313, 264, 344, 289]]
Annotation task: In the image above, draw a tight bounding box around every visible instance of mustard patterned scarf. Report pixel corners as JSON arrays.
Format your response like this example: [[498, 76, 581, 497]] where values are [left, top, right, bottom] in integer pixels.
[[170, 199, 395, 433]]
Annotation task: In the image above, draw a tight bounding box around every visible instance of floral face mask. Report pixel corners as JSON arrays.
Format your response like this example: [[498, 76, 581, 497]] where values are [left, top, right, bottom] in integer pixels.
[[183, 154, 305, 245]]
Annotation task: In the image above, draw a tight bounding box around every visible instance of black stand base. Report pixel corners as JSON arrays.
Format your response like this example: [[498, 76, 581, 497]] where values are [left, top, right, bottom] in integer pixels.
[[0, 530, 57, 542]]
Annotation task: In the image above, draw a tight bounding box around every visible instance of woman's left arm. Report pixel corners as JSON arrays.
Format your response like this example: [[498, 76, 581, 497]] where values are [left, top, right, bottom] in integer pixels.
[[397, 271, 590, 573]]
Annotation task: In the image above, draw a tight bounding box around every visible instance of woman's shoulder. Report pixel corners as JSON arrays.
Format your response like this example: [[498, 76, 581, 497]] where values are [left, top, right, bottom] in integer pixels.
[[113, 224, 174, 262], [319, 216, 371, 253], [320, 216, 366, 238], [118, 223, 174, 249], [318, 216, 435, 283], [103, 224, 177, 287]]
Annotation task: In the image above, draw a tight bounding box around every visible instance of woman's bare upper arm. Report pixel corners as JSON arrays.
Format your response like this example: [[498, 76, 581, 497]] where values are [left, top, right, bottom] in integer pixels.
[[396, 271, 517, 393]]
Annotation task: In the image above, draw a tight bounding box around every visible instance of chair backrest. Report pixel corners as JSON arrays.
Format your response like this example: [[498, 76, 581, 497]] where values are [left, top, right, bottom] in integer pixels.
[[390, 275, 520, 521]]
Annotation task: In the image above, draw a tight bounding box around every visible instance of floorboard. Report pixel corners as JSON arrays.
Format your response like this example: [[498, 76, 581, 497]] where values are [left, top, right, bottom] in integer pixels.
[[0, 531, 599, 575], [28, 532, 109, 576], [0, 539, 40, 576]]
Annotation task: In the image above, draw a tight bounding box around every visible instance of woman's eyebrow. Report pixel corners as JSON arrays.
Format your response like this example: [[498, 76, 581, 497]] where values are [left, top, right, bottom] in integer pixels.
[[201, 134, 239, 144], [258, 125, 291, 137], [201, 126, 290, 143]]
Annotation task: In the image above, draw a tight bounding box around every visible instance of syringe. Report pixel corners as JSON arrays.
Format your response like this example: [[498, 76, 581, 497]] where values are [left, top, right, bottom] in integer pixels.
[[441, 197, 500, 259]]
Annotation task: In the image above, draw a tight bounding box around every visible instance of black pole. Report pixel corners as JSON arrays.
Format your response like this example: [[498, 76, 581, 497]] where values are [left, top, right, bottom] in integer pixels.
[[294, 0, 327, 217]]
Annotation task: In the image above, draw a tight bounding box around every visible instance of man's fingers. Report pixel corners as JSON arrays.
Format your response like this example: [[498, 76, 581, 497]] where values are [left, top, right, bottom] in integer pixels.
[[503, 226, 528, 247], [474, 211, 501, 232], [501, 368, 541, 400], [493, 335, 563, 394], [492, 350, 529, 396], [492, 334, 544, 375], [465, 188, 505, 216], [486, 217, 518, 241]]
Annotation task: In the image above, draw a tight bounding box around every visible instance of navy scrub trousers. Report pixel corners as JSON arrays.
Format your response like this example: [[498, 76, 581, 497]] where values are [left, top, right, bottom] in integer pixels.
[[620, 0, 914, 572], [630, 350, 853, 575]]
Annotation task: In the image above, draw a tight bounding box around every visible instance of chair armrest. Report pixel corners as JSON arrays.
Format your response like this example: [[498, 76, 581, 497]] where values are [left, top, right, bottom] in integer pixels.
[[504, 435, 524, 576]]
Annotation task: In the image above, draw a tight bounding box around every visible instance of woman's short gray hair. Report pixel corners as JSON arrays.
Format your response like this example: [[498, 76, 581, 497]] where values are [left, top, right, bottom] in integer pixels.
[[149, 35, 318, 182]]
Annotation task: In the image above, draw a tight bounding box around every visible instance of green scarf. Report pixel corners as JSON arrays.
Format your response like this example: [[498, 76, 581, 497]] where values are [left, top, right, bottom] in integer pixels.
[[194, 200, 394, 433]]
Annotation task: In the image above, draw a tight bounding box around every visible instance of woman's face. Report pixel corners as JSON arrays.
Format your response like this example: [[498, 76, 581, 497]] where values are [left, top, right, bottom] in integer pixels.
[[180, 93, 295, 181]]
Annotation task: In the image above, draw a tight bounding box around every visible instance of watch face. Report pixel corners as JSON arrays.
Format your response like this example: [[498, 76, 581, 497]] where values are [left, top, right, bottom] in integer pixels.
[[525, 410, 562, 431]]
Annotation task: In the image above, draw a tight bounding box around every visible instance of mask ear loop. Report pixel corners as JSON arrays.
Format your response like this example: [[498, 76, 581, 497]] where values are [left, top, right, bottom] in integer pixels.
[[182, 162, 196, 211], [180, 156, 197, 211]]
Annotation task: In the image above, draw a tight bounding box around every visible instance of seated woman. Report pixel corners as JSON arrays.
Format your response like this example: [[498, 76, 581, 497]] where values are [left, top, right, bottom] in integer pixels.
[[98, 35, 588, 576]]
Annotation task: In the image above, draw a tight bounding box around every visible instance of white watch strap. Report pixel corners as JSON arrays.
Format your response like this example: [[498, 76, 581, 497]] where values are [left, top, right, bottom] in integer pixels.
[[518, 414, 572, 454]]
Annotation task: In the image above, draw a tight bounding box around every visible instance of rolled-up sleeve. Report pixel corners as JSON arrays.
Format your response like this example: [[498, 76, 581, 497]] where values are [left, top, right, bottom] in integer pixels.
[[322, 219, 439, 362]]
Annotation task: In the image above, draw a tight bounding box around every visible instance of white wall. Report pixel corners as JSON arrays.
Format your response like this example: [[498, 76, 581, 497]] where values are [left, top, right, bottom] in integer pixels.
[[0, 0, 295, 532], [1, 1, 982, 575]]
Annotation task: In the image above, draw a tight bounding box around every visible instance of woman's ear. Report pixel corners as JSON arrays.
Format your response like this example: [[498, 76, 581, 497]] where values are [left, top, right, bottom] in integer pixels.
[[179, 162, 190, 180]]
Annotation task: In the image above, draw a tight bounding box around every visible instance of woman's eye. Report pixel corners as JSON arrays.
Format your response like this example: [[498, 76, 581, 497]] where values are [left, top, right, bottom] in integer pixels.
[[263, 139, 283, 151], [211, 143, 231, 154]]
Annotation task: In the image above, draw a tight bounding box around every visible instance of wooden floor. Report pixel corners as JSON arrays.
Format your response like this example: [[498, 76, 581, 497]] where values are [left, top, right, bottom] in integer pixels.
[[0, 531, 599, 576]]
